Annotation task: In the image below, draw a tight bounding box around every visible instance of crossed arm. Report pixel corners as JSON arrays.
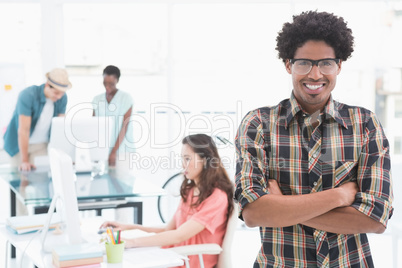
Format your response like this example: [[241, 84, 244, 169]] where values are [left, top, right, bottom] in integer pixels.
[[242, 179, 385, 234]]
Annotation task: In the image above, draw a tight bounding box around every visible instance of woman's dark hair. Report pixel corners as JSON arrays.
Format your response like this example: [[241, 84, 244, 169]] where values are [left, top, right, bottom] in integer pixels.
[[276, 11, 354, 63], [103, 65, 121, 80], [180, 134, 234, 220]]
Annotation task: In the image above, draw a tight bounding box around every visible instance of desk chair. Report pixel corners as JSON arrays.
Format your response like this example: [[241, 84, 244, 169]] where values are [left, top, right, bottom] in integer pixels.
[[171, 205, 239, 268], [158, 172, 182, 223]]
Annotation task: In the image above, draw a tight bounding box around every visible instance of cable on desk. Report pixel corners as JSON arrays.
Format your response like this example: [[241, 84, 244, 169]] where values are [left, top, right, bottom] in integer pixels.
[[19, 228, 46, 268]]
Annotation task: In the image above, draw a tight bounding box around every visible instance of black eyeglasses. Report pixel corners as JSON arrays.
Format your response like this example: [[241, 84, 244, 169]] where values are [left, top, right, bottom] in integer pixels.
[[290, 58, 340, 75]]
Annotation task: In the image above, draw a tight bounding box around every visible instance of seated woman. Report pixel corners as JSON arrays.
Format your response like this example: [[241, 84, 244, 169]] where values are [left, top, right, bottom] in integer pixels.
[[100, 134, 234, 268]]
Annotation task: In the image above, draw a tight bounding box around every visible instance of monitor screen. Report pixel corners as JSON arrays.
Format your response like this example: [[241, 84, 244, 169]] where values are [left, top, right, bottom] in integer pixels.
[[49, 116, 112, 165]]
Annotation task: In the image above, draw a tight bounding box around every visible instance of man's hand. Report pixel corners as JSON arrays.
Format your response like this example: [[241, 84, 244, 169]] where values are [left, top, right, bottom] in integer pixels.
[[337, 181, 359, 207], [19, 161, 36, 172], [268, 179, 283, 195]]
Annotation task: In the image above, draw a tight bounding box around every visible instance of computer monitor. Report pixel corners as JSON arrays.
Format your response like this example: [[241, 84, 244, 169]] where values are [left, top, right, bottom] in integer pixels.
[[49, 116, 112, 171], [41, 148, 83, 249]]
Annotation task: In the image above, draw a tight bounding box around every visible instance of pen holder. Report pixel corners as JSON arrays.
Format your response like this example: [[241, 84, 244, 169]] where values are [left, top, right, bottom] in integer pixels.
[[105, 241, 125, 263]]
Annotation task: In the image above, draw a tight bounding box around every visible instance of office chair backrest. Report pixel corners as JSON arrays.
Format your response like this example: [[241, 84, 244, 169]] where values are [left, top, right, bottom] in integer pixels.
[[217, 204, 239, 268], [170, 203, 239, 268]]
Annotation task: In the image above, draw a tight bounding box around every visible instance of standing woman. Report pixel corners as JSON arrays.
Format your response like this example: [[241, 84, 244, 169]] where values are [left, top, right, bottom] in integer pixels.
[[101, 134, 234, 268], [92, 65, 135, 168]]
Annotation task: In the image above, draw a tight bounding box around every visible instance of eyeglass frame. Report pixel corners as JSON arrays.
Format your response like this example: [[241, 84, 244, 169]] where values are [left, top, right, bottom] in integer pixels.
[[289, 58, 340, 75]]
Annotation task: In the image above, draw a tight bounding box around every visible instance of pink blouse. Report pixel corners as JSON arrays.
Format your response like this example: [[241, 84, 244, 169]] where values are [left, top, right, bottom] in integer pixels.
[[168, 187, 229, 268]]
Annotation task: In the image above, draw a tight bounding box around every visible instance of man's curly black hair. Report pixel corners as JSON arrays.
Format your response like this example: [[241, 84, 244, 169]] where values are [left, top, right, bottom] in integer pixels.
[[276, 11, 354, 63]]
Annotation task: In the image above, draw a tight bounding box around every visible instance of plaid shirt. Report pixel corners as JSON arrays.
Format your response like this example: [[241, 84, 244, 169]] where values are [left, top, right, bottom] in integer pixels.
[[234, 93, 393, 268]]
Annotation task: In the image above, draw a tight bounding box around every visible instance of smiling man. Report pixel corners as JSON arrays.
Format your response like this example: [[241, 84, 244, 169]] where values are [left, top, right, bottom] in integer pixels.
[[234, 11, 393, 267]]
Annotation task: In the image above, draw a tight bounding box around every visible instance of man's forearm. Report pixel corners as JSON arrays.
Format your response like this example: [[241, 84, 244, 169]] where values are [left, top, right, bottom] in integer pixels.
[[17, 115, 32, 163], [242, 188, 348, 228], [302, 206, 385, 234], [18, 130, 30, 162]]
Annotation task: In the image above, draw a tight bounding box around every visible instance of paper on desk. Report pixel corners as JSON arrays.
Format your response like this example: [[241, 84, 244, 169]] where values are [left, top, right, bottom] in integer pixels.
[[122, 229, 155, 239], [7, 213, 62, 231], [124, 247, 186, 267]]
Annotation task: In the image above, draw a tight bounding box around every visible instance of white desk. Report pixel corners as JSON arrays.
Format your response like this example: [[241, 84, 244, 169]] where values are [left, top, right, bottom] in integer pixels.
[[0, 218, 184, 268]]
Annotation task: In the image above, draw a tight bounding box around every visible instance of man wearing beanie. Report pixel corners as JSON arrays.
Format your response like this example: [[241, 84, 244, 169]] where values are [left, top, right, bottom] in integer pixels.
[[3, 68, 72, 171]]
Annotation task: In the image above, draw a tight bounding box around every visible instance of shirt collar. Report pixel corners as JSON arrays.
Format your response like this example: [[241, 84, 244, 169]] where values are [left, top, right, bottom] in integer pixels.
[[39, 84, 47, 103], [323, 96, 348, 129], [284, 92, 348, 129], [284, 92, 303, 128]]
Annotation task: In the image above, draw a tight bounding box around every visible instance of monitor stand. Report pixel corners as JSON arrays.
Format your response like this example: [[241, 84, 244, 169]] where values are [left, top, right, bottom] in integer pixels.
[[40, 194, 66, 252], [39, 194, 84, 253], [74, 143, 92, 174]]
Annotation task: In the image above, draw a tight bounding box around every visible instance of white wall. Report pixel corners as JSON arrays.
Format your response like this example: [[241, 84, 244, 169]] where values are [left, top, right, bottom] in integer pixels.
[[0, 1, 401, 266]]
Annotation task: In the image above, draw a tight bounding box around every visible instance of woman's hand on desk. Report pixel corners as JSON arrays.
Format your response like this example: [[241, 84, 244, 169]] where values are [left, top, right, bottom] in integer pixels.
[[123, 238, 136, 248]]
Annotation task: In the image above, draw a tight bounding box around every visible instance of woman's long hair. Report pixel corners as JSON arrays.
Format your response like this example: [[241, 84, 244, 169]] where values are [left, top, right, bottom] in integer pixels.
[[180, 134, 234, 220]]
